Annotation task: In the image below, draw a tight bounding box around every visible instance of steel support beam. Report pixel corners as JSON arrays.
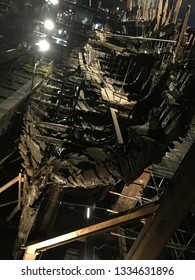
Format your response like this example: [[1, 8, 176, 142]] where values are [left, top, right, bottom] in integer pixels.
[[109, 34, 177, 44], [125, 141, 195, 260], [23, 202, 159, 260]]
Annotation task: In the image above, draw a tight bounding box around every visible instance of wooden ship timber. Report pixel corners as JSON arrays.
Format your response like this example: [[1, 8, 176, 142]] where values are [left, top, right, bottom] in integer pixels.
[[14, 0, 195, 259]]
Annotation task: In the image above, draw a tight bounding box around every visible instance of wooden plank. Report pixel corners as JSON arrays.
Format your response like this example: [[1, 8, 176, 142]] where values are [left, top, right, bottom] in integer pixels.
[[85, 72, 91, 81], [105, 88, 114, 101], [110, 108, 123, 145], [0, 176, 19, 193], [101, 88, 108, 101], [107, 82, 115, 92], [92, 74, 101, 84], [23, 202, 160, 259], [114, 169, 152, 212]]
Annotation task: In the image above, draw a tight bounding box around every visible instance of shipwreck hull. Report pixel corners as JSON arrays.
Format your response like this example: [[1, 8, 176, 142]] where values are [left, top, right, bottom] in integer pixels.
[[13, 1, 195, 259]]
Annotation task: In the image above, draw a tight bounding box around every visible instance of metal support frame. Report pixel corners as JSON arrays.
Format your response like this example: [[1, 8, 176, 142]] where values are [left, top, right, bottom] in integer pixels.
[[163, 220, 195, 259], [109, 34, 177, 44], [110, 191, 153, 203], [125, 141, 195, 260], [112, 171, 195, 259], [23, 202, 159, 260]]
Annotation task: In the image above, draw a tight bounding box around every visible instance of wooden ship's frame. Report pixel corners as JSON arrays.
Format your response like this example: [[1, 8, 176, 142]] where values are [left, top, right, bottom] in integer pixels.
[[9, 0, 195, 259]]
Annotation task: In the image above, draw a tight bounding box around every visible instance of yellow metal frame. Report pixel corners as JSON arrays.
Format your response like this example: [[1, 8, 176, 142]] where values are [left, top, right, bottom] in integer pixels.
[[23, 59, 54, 77]]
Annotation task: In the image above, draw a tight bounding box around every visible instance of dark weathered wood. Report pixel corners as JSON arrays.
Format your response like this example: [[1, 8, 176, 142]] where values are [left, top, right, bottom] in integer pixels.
[[113, 168, 152, 212]]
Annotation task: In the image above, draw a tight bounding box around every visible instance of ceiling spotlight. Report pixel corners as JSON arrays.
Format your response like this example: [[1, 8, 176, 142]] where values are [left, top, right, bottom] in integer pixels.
[[86, 207, 90, 219], [37, 40, 50, 52], [45, 19, 54, 30], [50, 0, 59, 5]]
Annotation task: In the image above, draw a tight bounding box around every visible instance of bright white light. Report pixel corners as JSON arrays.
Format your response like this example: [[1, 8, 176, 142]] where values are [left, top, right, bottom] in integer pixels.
[[87, 207, 90, 219], [50, 0, 59, 5], [45, 19, 54, 30], [56, 38, 60, 44], [37, 40, 50, 52], [58, 28, 63, 35]]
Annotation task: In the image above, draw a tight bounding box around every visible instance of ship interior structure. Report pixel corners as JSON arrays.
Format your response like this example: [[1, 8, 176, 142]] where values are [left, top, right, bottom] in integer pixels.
[[0, 0, 195, 260]]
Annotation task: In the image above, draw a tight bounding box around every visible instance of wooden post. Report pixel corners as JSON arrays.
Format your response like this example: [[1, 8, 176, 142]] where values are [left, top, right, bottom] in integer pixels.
[[161, 0, 169, 26], [155, 0, 163, 31], [172, 0, 183, 24], [0, 176, 19, 193], [175, 5, 191, 57], [127, 0, 133, 11], [143, 0, 148, 21]]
